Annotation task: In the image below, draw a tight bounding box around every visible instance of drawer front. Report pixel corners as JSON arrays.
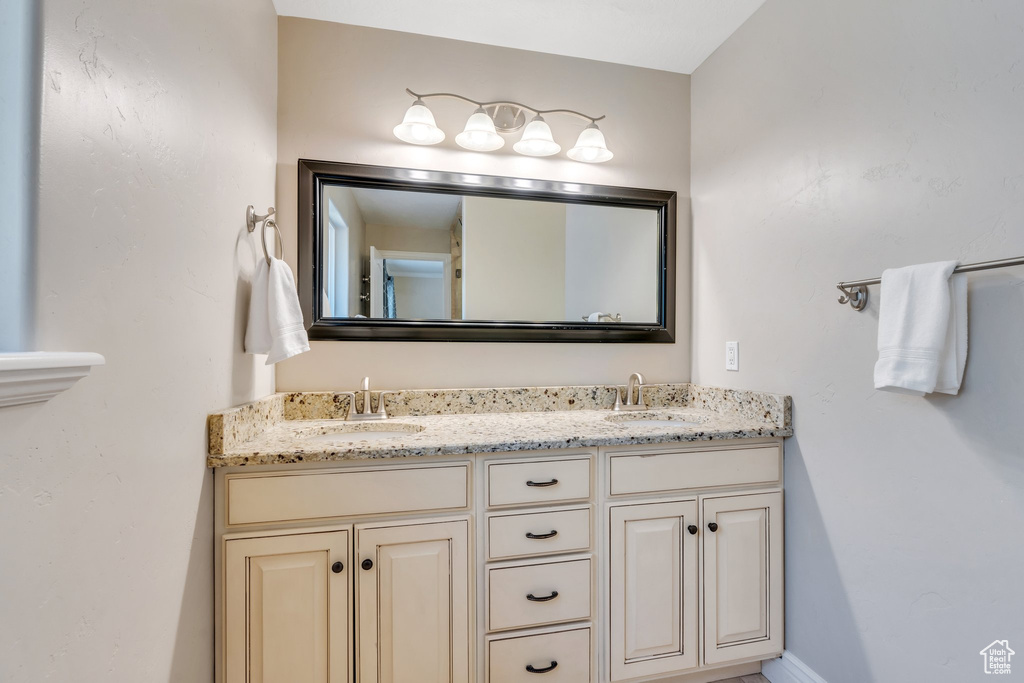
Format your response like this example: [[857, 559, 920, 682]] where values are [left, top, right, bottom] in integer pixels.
[[488, 627, 591, 683], [608, 445, 780, 496], [226, 464, 469, 525], [487, 457, 591, 508], [487, 508, 591, 561], [488, 558, 592, 632]]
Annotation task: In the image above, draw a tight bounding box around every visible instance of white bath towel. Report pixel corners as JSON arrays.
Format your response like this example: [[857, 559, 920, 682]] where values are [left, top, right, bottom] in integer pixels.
[[245, 258, 310, 365], [874, 260, 968, 396]]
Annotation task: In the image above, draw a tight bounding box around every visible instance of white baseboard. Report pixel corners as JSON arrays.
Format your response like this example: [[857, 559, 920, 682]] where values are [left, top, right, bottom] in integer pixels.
[[762, 651, 827, 683]]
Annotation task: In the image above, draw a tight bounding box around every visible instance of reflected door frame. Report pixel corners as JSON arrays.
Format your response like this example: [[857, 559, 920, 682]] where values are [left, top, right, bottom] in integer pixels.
[[370, 247, 453, 319]]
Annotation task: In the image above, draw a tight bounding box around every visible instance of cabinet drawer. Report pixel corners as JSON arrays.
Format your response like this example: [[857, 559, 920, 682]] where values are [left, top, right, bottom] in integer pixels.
[[488, 558, 592, 632], [487, 508, 591, 560], [608, 445, 780, 496], [487, 457, 591, 508], [225, 463, 469, 525], [488, 627, 591, 683]]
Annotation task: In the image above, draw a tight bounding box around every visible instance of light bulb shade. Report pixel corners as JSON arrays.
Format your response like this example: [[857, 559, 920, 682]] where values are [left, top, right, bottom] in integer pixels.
[[455, 109, 504, 151], [513, 116, 561, 157], [393, 101, 445, 145], [567, 124, 613, 163]]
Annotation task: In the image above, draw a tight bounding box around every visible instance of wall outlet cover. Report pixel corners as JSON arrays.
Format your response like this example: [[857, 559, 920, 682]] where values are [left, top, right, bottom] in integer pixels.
[[726, 341, 739, 371]]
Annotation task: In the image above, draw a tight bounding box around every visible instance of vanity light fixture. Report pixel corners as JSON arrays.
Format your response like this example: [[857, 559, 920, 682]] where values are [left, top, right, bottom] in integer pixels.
[[513, 115, 561, 157], [455, 107, 505, 152], [393, 98, 446, 145], [394, 88, 613, 163], [568, 123, 614, 163]]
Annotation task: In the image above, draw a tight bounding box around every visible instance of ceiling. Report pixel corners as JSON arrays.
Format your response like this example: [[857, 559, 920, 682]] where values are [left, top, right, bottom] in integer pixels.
[[271, 0, 767, 74], [350, 188, 460, 231]]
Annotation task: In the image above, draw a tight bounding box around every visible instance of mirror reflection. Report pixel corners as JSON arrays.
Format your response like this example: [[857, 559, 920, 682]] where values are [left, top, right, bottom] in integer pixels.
[[321, 185, 660, 323]]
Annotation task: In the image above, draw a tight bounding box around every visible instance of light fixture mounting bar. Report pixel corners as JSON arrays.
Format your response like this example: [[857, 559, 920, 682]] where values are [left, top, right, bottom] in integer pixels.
[[405, 88, 605, 124]]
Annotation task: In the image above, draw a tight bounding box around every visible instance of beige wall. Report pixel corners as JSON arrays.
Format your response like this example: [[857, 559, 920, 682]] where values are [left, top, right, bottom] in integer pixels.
[[462, 196, 566, 321], [565, 204, 659, 322], [0, 2, 278, 681], [394, 275, 445, 319], [365, 222, 450, 258], [691, 0, 1024, 680], [276, 18, 690, 390]]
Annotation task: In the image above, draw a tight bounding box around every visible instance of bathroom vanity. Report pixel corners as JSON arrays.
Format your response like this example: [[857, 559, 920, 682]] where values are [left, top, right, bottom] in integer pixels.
[[208, 384, 791, 683]]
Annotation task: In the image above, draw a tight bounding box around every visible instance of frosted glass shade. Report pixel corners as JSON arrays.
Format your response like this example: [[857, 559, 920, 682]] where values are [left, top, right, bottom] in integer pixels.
[[455, 109, 504, 151], [513, 116, 561, 157], [567, 124, 614, 163], [393, 101, 445, 145]]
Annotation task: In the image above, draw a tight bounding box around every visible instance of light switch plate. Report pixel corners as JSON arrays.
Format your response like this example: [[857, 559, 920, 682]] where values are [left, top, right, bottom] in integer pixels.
[[725, 341, 739, 371]]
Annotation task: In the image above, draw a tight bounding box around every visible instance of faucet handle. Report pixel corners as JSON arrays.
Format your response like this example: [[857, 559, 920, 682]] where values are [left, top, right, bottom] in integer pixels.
[[375, 391, 394, 419], [337, 391, 358, 420], [612, 386, 623, 409], [635, 384, 648, 410], [361, 376, 370, 391]]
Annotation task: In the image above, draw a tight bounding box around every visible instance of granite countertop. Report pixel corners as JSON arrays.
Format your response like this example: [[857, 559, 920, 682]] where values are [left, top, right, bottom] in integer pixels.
[[208, 383, 793, 468]]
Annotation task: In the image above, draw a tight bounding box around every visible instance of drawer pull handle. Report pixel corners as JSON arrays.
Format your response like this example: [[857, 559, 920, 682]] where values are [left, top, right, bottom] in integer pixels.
[[526, 478, 559, 487], [526, 661, 558, 674], [526, 591, 559, 602], [525, 530, 558, 540], [332, 561, 344, 573], [707, 522, 718, 532], [687, 525, 698, 535]]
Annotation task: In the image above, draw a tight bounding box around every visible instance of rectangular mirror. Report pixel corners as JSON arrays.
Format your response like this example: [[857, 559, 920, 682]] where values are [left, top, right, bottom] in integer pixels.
[[298, 160, 676, 342]]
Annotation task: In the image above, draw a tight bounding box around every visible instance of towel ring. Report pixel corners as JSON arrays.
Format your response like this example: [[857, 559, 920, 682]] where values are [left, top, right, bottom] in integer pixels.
[[261, 218, 284, 265], [246, 205, 283, 265]]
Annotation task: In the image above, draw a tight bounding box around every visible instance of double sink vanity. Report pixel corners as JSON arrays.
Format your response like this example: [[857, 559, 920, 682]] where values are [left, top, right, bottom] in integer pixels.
[[208, 380, 792, 683], [225, 162, 790, 682]]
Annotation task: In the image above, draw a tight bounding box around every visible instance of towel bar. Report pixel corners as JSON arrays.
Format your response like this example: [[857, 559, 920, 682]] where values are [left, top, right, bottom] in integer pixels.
[[837, 254, 1024, 310]]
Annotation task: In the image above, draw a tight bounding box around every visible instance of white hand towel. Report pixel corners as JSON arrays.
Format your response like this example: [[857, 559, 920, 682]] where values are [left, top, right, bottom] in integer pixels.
[[934, 273, 968, 394], [245, 257, 310, 364], [244, 259, 271, 355], [874, 260, 968, 395]]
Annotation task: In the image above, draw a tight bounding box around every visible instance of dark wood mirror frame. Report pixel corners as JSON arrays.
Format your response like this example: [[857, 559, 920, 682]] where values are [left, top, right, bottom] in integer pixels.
[[297, 159, 676, 343]]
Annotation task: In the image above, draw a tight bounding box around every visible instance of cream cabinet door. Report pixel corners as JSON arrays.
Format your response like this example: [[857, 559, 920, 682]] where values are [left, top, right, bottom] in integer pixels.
[[224, 529, 352, 683], [702, 491, 783, 665], [355, 518, 470, 683], [608, 500, 699, 681]]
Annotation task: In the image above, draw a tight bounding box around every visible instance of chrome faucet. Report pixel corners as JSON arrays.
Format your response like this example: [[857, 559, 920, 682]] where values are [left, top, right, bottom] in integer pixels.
[[612, 372, 648, 411], [340, 377, 390, 421]]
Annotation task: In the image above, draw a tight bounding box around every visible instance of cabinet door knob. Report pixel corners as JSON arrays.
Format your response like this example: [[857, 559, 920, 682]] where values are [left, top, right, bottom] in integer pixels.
[[361, 558, 374, 570], [526, 479, 558, 488], [525, 530, 558, 540], [687, 525, 698, 535], [708, 522, 718, 532], [332, 561, 344, 574], [526, 591, 559, 602], [525, 661, 558, 674]]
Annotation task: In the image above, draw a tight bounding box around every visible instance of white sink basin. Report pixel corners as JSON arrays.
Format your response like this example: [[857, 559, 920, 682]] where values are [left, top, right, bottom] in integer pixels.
[[297, 423, 423, 445], [605, 411, 708, 429]]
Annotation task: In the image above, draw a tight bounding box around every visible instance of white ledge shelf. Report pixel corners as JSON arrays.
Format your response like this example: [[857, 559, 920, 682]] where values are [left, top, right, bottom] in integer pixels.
[[0, 352, 106, 408]]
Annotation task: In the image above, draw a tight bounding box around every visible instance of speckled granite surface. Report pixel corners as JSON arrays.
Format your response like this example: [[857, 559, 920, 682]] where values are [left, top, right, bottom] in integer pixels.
[[208, 383, 792, 468], [209, 393, 284, 455]]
